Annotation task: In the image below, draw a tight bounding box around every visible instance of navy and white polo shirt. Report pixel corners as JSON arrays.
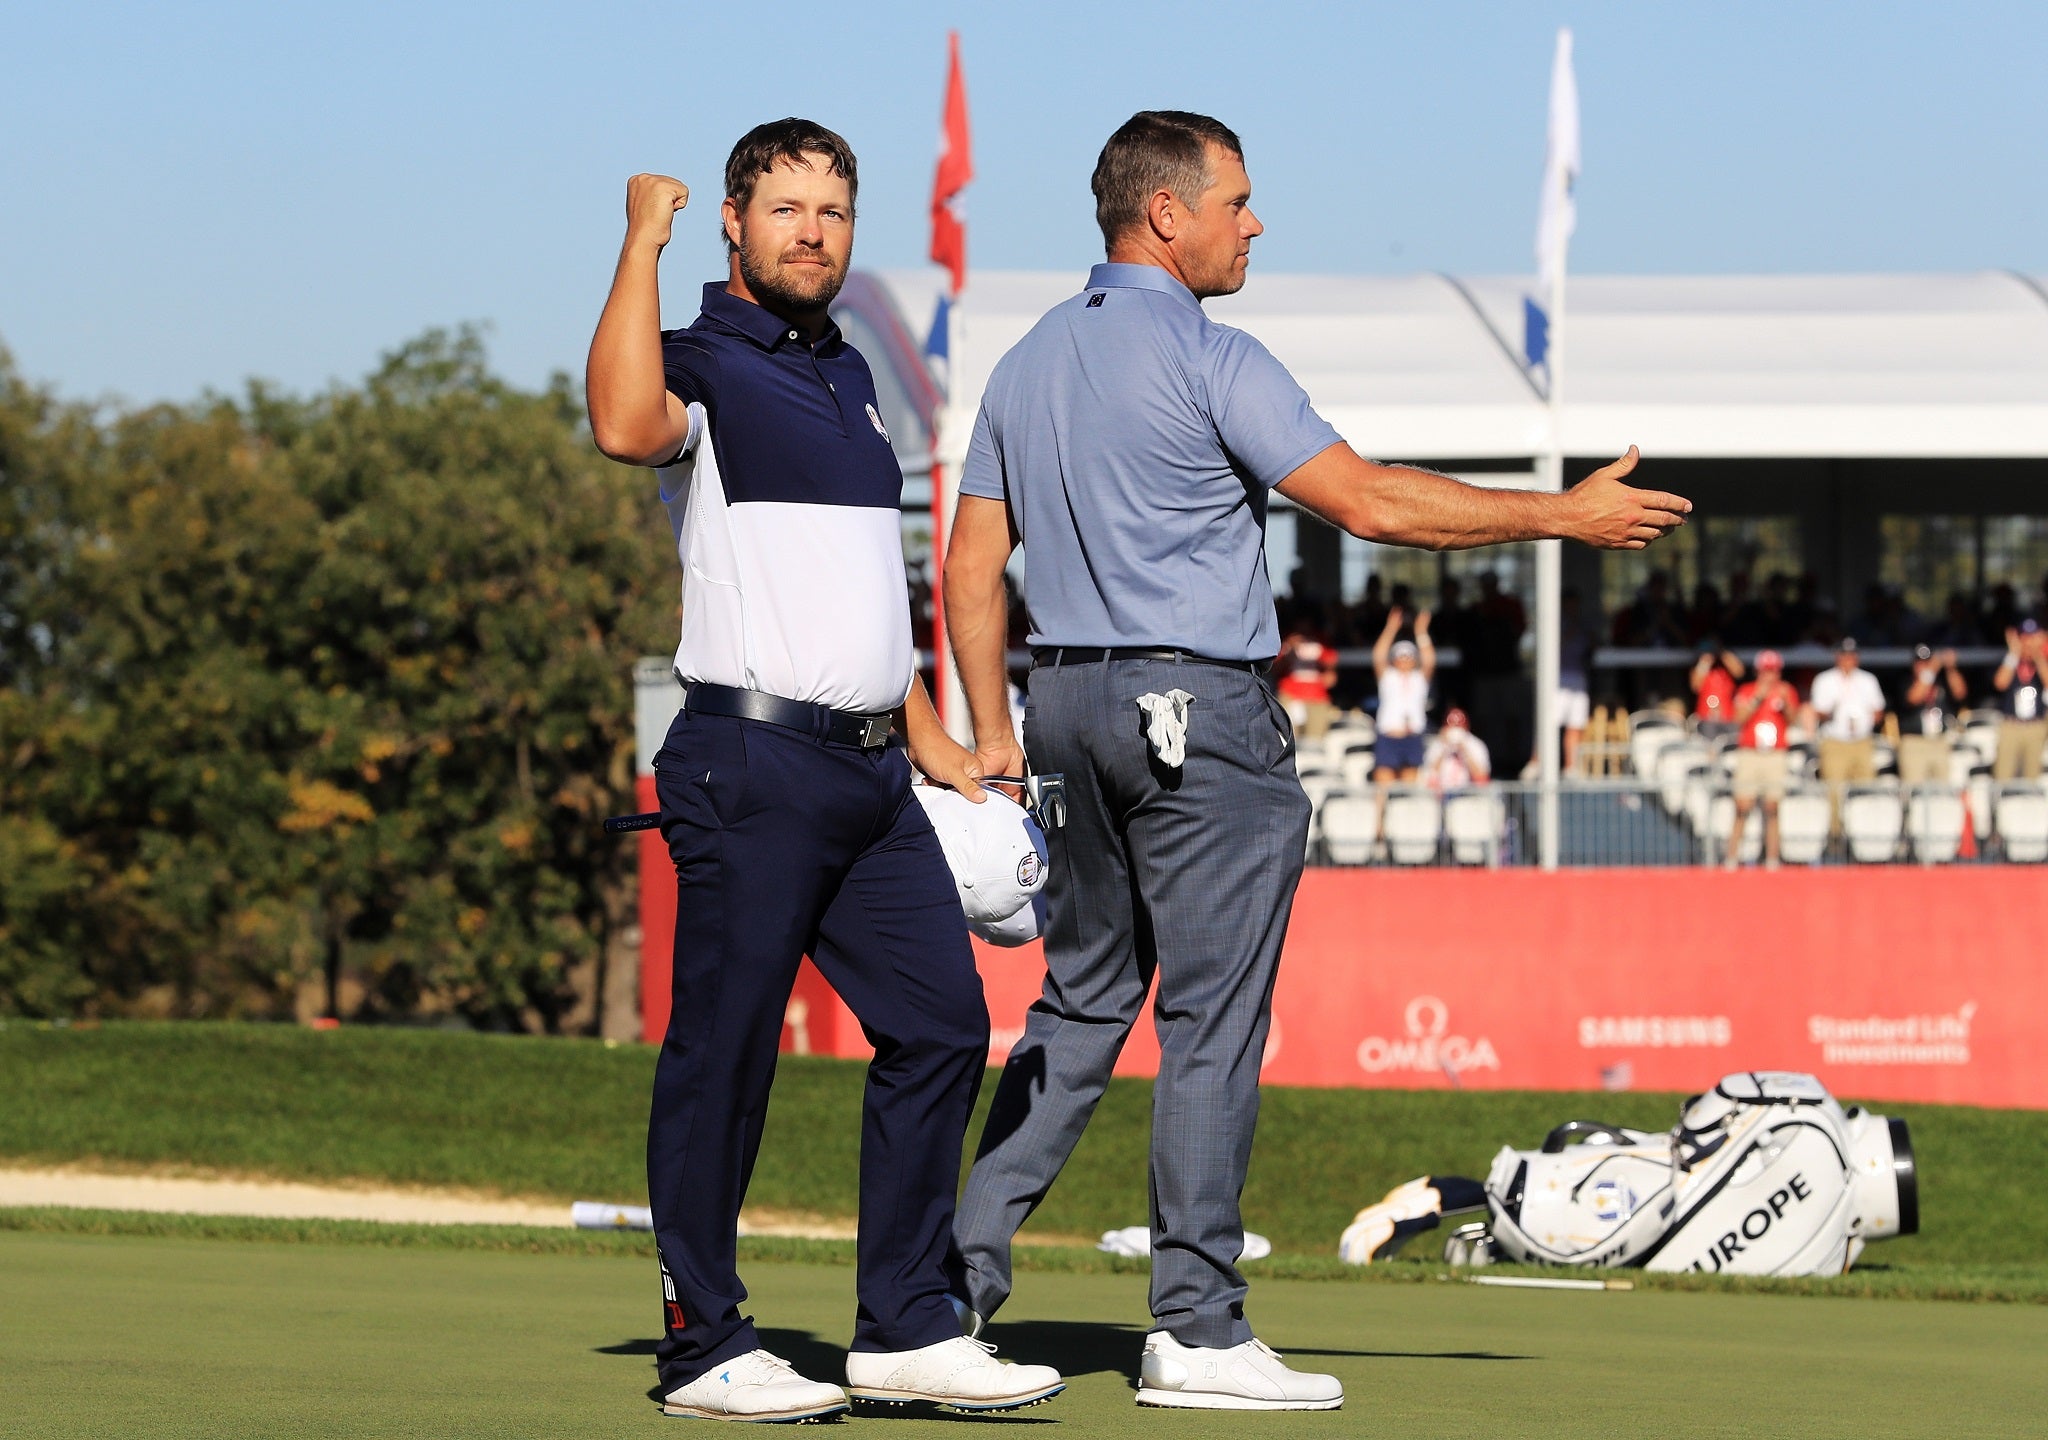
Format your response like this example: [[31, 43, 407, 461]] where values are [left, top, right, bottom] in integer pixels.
[[657, 284, 912, 715]]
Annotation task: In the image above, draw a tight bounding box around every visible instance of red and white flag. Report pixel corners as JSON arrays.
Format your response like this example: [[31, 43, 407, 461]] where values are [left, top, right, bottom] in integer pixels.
[[929, 30, 972, 298]]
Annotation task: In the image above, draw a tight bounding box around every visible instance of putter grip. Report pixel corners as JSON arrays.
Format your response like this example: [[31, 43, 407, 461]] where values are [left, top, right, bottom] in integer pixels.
[[602, 811, 663, 834]]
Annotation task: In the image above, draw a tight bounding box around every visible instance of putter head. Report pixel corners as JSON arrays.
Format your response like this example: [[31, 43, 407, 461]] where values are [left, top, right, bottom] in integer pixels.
[[980, 774, 1067, 830], [1025, 774, 1067, 831]]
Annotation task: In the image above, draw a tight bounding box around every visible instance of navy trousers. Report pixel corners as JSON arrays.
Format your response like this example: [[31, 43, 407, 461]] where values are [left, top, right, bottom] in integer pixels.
[[648, 709, 989, 1390]]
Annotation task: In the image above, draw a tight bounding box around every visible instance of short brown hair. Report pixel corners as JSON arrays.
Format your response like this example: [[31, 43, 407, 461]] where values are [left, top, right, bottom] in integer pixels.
[[723, 118, 859, 251], [1091, 111, 1244, 248]]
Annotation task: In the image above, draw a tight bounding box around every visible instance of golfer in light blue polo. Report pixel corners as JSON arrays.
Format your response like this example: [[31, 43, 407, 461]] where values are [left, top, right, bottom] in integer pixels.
[[942, 110, 1687, 1411]]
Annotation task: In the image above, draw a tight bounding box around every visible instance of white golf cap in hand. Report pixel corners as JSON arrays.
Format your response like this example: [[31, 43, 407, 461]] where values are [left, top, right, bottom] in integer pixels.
[[911, 785, 1050, 947]]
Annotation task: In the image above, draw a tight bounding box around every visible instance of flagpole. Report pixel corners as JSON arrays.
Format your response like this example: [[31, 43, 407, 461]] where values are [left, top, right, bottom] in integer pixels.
[[1534, 25, 1576, 874], [937, 293, 971, 743], [926, 29, 974, 744], [1537, 264, 1564, 873]]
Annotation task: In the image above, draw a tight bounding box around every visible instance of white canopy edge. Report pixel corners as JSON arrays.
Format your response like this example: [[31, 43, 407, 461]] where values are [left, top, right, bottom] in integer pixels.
[[878, 268, 2048, 462]]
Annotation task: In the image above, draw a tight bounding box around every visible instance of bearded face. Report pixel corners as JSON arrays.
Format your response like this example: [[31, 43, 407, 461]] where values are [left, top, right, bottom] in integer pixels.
[[724, 154, 854, 318], [735, 219, 846, 315]]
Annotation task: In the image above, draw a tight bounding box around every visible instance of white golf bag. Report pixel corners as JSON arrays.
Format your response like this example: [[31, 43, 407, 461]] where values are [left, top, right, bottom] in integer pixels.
[[1342, 1072, 1917, 1277]]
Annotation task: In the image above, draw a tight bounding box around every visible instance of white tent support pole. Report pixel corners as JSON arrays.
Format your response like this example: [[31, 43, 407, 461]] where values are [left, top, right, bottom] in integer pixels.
[[1536, 269, 1565, 873]]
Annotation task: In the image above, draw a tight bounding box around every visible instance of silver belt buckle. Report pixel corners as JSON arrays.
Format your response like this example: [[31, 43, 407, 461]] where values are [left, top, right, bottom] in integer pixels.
[[860, 714, 892, 748]]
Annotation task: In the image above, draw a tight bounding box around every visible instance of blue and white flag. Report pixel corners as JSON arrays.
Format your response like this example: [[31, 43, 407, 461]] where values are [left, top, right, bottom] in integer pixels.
[[1534, 27, 1580, 294], [924, 292, 951, 385]]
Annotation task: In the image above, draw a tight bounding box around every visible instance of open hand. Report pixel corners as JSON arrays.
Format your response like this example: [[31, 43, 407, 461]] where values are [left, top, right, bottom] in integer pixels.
[[1561, 447, 1691, 550]]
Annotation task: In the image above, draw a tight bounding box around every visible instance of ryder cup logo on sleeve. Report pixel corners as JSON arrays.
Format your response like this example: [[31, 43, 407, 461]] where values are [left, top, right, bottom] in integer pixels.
[[865, 402, 889, 442], [911, 785, 1050, 947]]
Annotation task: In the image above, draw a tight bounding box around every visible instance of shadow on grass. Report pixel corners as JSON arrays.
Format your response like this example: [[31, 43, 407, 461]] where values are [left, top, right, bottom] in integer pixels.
[[1284, 1347, 1534, 1361], [985, 1318, 1147, 1384]]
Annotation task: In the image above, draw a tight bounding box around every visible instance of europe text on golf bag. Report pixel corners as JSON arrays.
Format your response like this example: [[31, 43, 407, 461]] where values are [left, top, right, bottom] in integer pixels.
[[1339, 1072, 1918, 1277]]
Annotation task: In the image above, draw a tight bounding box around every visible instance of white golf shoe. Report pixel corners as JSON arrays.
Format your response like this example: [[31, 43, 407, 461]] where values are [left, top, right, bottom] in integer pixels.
[[660, 1349, 850, 1423], [845, 1335, 1064, 1411], [1136, 1331, 1343, 1411]]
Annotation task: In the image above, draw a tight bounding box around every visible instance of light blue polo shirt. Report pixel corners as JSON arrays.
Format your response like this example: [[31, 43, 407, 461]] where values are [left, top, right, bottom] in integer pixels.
[[960, 262, 1343, 661]]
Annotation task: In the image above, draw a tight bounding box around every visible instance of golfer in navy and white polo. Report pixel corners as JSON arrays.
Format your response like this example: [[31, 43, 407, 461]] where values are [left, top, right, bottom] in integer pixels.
[[586, 119, 1060, 1423]]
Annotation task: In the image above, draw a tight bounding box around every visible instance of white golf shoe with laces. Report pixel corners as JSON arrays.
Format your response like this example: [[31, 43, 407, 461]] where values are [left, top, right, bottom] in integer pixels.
[[659, 1349, 850, 1423], [845, 1334, 1064, 1411], [1135, 1331, 1343, 1410]]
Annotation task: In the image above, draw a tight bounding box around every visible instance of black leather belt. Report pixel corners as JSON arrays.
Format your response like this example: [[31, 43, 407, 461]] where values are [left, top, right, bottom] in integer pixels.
[[1031, 646, 1270, 675], [681, 681, 894, 749]]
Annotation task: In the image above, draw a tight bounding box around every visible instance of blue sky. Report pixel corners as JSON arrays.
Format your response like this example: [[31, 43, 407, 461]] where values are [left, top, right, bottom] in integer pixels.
[[3, 0, 2042, 404]]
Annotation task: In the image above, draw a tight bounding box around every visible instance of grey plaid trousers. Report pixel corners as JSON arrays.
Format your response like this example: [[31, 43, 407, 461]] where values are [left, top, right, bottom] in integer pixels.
[[951, 655, 1311, 1348]]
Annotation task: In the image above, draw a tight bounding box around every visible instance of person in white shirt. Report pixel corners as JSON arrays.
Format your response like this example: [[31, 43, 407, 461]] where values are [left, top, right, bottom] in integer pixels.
[[1372, 606, 1434, 783], [1807, 637, 1887, 833], [1421, 708, 1492, 793]]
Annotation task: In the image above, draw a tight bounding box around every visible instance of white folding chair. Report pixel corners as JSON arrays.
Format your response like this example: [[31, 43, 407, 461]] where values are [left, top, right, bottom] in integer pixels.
[[1906, 787, 1966, 864], [1957, 723, 1998, 768], [1777, 789, 1832, 865], [1995, 787, 2048, 863], [1629, 725, 1680, 781], [1842, 789, 1904, 863], [1684, 770, 1720, 841], [1318, 792, 1381, 865], [1341, 752, 1378, 789], [1706, 793, 1763, 863], [1657, 741, 1710, 814], [1443, 791, 1506, 866], [1382, 789, 1443, 865]]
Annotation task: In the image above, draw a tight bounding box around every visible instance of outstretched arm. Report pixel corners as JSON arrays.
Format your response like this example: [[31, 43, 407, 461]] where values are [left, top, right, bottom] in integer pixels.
[[587, 174, 695, 466], [1372, 606, 1402, 679], [1415, 609, 1437, 680], [1277, 444, 1689, 552]]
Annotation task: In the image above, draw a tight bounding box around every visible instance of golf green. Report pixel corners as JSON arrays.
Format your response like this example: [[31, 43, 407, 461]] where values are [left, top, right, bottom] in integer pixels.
[[6, 1233, 2042, 1438]]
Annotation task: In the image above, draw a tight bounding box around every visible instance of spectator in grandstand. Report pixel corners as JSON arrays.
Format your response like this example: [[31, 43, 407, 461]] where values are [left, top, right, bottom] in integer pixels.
[[1993, 620, 2048, 781], [1421, 708, 1491, 793], [1929, 593, 1980, 651], [1726, 650, 1799, 870], [1685, 580, 1725, 645], [1849, 583, 1908, 648], [1900, 644, 1967, 789], [1982, 583, 2023, 645], [1468, 571, 1527, 770], [1786, 572, 1822, 645], [1618, 568, 1686, 648], [1352, 574, 1388, 643], [1276, 616, 1340, 741], [1372, 606, 1434, 783], [1555, 587, 1599, 774], [1690, 638, 1746, 740], [1808, 637, 1888, 832], [1434, 575, 1469, 650]]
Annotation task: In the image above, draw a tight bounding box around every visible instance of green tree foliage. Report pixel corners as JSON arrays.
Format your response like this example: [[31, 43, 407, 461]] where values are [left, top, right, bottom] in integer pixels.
[[0, 332, 675, 1028]]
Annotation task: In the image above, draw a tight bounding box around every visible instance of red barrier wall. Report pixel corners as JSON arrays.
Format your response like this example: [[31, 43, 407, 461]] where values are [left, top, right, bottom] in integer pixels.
[[641, 855, 2047, 1108]]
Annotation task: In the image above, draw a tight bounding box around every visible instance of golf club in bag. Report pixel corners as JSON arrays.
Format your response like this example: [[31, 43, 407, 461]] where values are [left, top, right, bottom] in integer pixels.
[[1340, 1071, 1917, 1277]]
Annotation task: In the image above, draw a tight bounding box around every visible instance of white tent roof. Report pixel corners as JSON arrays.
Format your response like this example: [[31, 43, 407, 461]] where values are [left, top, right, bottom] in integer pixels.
[[878, 269, 2048, 461]]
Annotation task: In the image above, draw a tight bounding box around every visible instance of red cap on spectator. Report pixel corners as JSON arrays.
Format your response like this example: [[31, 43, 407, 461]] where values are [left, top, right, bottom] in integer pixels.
[[1756, 649, 1784, 671]]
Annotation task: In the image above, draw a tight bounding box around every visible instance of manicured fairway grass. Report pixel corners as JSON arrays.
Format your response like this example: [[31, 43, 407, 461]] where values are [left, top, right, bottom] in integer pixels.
[[8, 1233, 2045, 1440], [6, 1020, 2043, 1281]]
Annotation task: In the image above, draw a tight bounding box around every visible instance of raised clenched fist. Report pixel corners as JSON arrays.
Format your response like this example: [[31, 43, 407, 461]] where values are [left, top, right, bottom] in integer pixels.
[[625, 173, 690, 249]]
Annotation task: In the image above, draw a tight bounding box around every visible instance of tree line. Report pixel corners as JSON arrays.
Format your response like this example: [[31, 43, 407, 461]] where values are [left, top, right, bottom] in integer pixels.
[[0, 330, 675, 1033]]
